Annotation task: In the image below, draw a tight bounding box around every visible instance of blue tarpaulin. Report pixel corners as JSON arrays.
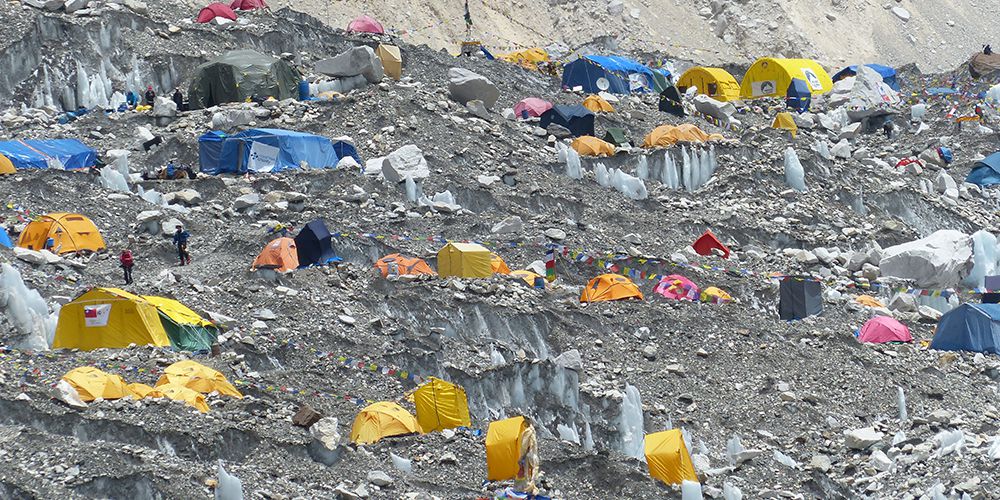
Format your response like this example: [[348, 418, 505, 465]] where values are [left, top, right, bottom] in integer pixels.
[[931, 303, 1000, 354], [562, 55, 660, 94], [0, 227, 11, 248], [832, 64, 900, 91], [198, 128, 361, 174], [966, 152, 1000, 186], [0, 139, 96, 170]]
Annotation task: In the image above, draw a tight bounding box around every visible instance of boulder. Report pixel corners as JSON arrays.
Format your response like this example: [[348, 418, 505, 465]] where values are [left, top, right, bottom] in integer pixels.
[[293, 404, 324, 428], [554, 349, 583, 372], [23, 0, 63, 10], [888, 293, 918, 312], [935, 171, 957, 194], [13, 247, 48, 265], [233, 193, 261, 211], [491, 216, 524, 234], [381, 145, 429, 183], [879, 230, 973, 287], [692, 94, 736, 122], [151, 96, 177, 117], [123, 0, 147, 14], [367, 470, 393, 487], [844, 427, 883, 450], [164, 189, 202, 207], [211, 109, 254, 130], [64, 0, 88, 13], [160, 218, 183, 237], [466, 99, 490, 120], [448, 68, 499, 109], [315, 46, 384, 84], [544, 228, 566, 240]]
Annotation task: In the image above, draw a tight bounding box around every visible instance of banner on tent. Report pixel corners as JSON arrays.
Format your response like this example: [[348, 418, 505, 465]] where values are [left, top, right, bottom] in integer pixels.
[[83, 304, 111, 327], [248, 141, 279, 173]]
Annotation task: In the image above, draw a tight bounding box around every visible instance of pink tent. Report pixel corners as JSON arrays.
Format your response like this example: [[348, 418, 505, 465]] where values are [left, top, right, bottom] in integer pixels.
[[653, 275, 699, 301], [347, 15, 385, 34], [197, 3, 237, 23], [514, 98, 553, 119], [858, 316, 913, 344], [230, 0, 267, 10]]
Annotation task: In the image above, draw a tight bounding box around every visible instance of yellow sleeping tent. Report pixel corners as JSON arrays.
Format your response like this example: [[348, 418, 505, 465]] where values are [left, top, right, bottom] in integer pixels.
[[0, 154, 14, 174], [155, 360, 242, 398], [350, 401, 422, 444], [155, 383, 210, 413], [511, 270, 545, 288], [642, 124, 724, 148], [376, 44, 402, 80], [491, 253, 511, 275], [677, 67, 741, 102], [740, 57, 833, 99], [18, 212, 105, 254], [700, 286, 733, 304], [485, 416, 530, 481], [54, 288, 172, 351], [437, 242, 492, 278], [855, 295, 885, 308], [414, 377, 472, 432], [126, 383, 160, 399], [771, 112, 798, 138], [570, 136, 616, 157], [582, 94, 614, 113], [61, 367, 136, 402], [644, 429, 699, 485], [501, 47, 549, 70]]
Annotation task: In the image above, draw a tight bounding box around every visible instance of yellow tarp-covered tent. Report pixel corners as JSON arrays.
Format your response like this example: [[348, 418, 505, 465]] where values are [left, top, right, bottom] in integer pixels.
[[61, 367, 135, 402], [645, 429, 699, 485], [126, 383, 160, 399], [414, 377, 472, 433], [700, 286, 732, 304], [0, 154, 14, 174], [855, 295, 885, 308], [376, 44, 402, 80], [771, 112, 798, 138], [350, 401, 422, 444], [570, 136, 616, 157], [581, 274, 644, 303], [54, 288, 171, 351], [642, 124, 724, 148], [582, 94, 614, 113], [740, 57, 833, 99], [486, 416, 530, 481], [155, 360, 242, 398], [677, 67, 741, 102], [491, 253, 511, 275], [437, 242, 492, 278], [156, 383, 210, 413], [18, 212, 105, 254], [501, 47, 549, 70]]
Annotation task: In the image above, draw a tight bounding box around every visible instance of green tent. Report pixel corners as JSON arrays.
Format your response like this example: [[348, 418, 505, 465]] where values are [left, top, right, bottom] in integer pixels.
[[603, 127, 629, 147], [143, 296, 218, 352], [188, 50, 301, 109]]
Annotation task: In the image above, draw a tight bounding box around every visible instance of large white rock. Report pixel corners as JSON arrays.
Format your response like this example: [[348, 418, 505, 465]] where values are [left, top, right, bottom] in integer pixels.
[[64, 0, 88, 13], [448, 68, 499, 109], [13, 247, 48, 265], [879, 230, 973, 287], [315, 46, 384, 83], [692, 94, 735, 122], [845, 427, 884, 450], [381, 145, 429, 183], [151, 96, 177, 117], [309, 416, 341, 451], [491, 216, 524, 234], [211, 109, 254, 130]]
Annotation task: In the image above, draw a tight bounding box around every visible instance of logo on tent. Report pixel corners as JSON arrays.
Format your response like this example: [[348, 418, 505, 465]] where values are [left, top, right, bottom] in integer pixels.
[[247, 141, 280, 173], [801, 69, 822, 91], [753, 80, 776, 97], [83, 304, 111, 327]]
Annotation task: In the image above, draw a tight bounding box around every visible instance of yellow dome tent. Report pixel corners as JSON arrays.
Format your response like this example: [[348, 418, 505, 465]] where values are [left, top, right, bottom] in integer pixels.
[[491, 253, 511, 275], [645, 429, 699, 485], [642, 124, 724, 148], [700, 286, 733, 304], [18, 212, 105, 254], [61, 367, 136, 402], [740, 57, 833, 99], [501, 47, 549, 70], [155, 360, 242, 398], [0, 154, 14, 174], [511, 270, 545, 289], [155, 383, 210, 413], [582, 94, 614, 113], [376, 44, 402, 80], [771, 112, 798, 138], [126, 383, 160, 399], [350, 401, 422, 444], [677, 67, 741, 102], [570, 136, 616, 157], [413, 377, 472, 433], [486, 416, 538, 481], [580, 274, 644, 303], [437, 242, 492, 278]]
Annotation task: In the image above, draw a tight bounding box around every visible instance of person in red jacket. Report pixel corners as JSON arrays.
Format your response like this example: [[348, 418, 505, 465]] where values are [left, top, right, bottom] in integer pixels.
[[120, 249, 134, 285]]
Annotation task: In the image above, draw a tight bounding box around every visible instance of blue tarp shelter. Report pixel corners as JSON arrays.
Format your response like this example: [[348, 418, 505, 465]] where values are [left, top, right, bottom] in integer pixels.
[[539, 105, 595, 137], [832, 64, 900, 91], [786, 78, 812, 112], [0, 227, 12, 248], [0, 139, 96, 170], [966, 152, 1000, 187], [562, 55, 661, 94], [931, 303, 1000, 355], [198, 128, 361, 174]]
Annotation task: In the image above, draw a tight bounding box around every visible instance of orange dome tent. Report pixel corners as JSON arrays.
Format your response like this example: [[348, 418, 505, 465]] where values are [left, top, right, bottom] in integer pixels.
[[375, 253, 435, 278], [642, 124, 724, 148], [350, 401, 422, 444], [580, 274, 644, 303], [570, 136, 616, 157], [252, 237, 299, 272], [582, 94, 614, 113], [491, 253, 511, 274], [18, 212, 106, 254], [0, 154, 14, 174]]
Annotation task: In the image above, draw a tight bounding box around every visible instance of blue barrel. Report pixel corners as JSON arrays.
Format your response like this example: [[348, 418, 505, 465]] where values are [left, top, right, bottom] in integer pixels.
[[298, 80, 310, 100]]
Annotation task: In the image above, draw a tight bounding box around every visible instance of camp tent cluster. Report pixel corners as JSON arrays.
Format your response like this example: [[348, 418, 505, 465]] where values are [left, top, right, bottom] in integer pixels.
[[350, 377, 471, 444], [252, 220, 339, 272], [0, 139, 97, 171]]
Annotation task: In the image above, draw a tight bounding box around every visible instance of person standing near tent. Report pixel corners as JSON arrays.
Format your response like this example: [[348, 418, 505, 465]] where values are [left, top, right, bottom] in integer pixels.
[[119, 248, 134, 285], [172, 88, 184, 111], [126, 89, 139, 109], [144, 85, 156, 106], [173, 226, 191, 266]]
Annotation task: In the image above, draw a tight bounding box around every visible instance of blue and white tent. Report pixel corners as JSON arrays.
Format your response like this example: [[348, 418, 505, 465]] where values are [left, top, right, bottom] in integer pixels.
[[198, 128, 361, 174], [966, 152, 1000, 187], [562, 56, 669, 94], [0, 139, 97, 170]]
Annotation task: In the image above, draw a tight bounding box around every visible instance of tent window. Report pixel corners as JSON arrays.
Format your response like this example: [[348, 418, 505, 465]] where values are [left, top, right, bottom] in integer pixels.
[[707, 83, 718, 95]]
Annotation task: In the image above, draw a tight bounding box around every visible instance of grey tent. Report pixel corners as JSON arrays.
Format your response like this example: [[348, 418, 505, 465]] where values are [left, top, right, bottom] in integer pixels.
[[778, 277, 823, 320], [188, 50, 301, 109]]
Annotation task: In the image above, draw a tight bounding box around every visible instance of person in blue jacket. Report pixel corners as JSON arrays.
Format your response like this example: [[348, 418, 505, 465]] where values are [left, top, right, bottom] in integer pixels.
[[173, 225, 191, 265]]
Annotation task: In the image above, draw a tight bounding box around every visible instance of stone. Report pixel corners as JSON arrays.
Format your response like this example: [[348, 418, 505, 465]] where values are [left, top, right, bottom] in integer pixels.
[[935, 171, 957, 194], [795, 250, 819, 264], [438, 452, 458, 464], [870, 449, 892, 471], [151, 96, 177, 117], [309, 417, 341, 450], [254, 308, 277, 320], [809, 454, 832, 472], [879, 230, 973, 287], [692, 94, 736, 122], [367, 470, 393, 487], [554, 349, 583, 372], [160, 218, 183, 237], [891, 6, 910, 22], [491, 216, 523, 234], [211, 109, 254, 130], [927, 408, 953, 424], [862, 262, 880, 281], [838, 122, 861, 141], [918, 305, 942, 322], [315, 46, 384, 83], [338, 315, 356, 325], [642, 345, 657, 361], [64, 0, 88, 13], [23, 0, 64, 9], [164, 189, 202, 206], [544, 228, 566, 240], [465, 100, 490, 120], [123, 0, 147, 14], [830, 139, 852, 158], [607, 0, 624, 15], [292, 404, 323, 428], [233, 193, 261, 211], [381, 145, 429, 183], [844, 427, 884, 450], [13, 247, 48, 265], [448, 68, 500, 109]]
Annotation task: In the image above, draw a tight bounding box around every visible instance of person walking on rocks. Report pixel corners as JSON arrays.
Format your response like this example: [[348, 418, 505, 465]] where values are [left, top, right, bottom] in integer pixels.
[[119, 248, 135, 285], [173, 225, 191, 266]]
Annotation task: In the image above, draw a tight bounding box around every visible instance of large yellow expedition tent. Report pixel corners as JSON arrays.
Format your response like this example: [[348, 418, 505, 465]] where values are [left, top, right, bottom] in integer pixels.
[[18, 212, 105, 254], [350, 401, 422, 444], [53, 288, 217, 351], [644, 429, 699, 485], [414, 377, 472, 432], [677, 67, 741, 102], [582, 94, 614, 113], [376, 44, 402, 80], [485, 415, 536, 481], [643, 124, 723, 149], [740, 57, 833, 99], [501, 47, 549, 70], [437, 242, 492, 278], [580, 274, 644, 303], [570, 136, 616, 157]]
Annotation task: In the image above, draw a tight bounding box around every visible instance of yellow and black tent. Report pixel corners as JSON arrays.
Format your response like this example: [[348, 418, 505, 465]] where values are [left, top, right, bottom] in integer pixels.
[[414, 377, 472, 433]]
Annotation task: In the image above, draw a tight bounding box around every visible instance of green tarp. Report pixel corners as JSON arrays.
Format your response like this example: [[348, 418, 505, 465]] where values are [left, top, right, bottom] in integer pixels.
[[188, 50, 301, 109], [158, 312, 216, 352], [603, 127, 629, 146]]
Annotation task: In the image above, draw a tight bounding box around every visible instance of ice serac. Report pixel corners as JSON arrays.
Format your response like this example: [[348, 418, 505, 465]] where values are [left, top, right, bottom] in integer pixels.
[[447, 68, 500, 109], [681, 480, 703, 500], [564, 144, 583, 179], [215, 461, 243, 500], [0, 263, 58, 350], [879, 230, 973, 288], [619, 384, 644, 460], [784, 147, 806, 192], [963, 230, 1000, 288]]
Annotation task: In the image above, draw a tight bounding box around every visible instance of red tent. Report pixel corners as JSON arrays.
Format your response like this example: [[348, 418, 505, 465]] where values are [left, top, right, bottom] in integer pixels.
[[692, 230, 730, 259], [858, 316, 913, 344], [514, 98, 553, 119], [230, 0, 266, 10], [196, 3, 237, 23], [347, 15, 385, 34]]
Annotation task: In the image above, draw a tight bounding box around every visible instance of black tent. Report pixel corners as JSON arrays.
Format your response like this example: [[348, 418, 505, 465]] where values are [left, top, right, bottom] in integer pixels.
[[658, 86, 686, 117], [294, 219, 338, 267], [188, 50, 301, 109], [779, 277, 823, 320], [539, 105, 595, 137], [786, 78, 812, 112]]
